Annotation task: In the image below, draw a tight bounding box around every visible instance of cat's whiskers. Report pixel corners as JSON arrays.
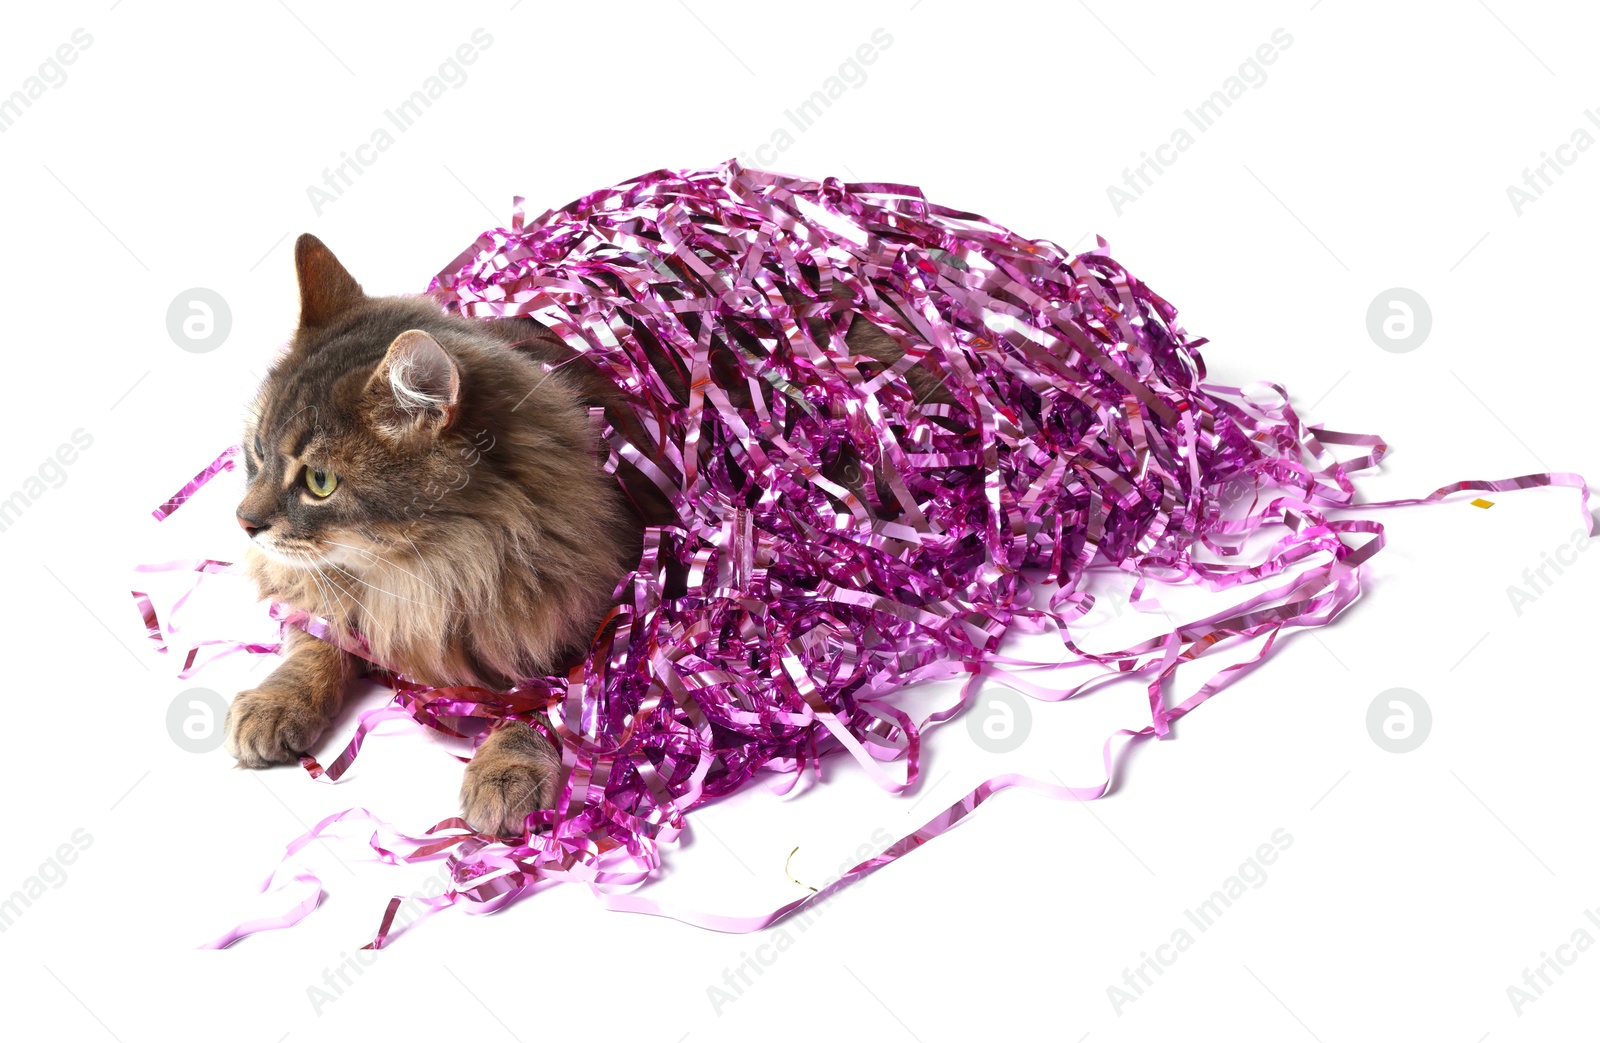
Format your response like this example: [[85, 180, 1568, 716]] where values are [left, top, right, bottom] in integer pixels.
[[374, 526, 451, 574], [293, 551, 349, 614], [293, 549, 380, 622], [323, 537, 452, 599], [324, 557, 450, 611], [288, 538, 449, 630], [319, 539, 403, 583], [287, 550, 346, 620], [394, 530, 430, 567]]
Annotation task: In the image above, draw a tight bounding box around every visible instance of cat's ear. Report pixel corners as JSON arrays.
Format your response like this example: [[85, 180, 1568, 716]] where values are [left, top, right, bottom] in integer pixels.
[[295, 233, 364, 328], [365, 329, 460, 435]]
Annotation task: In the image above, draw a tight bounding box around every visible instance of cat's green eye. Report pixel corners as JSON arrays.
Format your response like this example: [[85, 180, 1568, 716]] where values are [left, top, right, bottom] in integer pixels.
[[305, 468, 338, 498]]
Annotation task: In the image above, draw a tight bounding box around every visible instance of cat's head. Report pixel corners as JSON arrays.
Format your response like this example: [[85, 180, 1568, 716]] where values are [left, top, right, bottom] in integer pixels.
[[235, 235, 489, 573]]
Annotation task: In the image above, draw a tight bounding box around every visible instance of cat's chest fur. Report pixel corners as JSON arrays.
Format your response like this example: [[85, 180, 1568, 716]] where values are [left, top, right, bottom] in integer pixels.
[[247, 545, 473, 687]]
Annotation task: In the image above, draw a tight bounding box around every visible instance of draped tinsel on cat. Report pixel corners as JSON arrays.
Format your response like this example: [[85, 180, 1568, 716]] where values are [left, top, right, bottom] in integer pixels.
[[141, 161, 1592, 945]]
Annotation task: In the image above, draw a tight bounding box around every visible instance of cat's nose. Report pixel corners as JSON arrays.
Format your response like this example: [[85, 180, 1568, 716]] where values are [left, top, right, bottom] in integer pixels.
[[237, 512, 269, 538]]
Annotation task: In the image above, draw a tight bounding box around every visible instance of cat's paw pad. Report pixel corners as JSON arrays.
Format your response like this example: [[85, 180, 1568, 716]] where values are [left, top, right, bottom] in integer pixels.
[[460, 736, 560, 837], [224, 687, 329, 769]]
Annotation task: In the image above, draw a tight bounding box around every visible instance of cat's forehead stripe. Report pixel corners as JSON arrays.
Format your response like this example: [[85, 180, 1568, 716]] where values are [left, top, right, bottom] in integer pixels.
[[255, 403, 319, 457], [288, 426, 315, 457]]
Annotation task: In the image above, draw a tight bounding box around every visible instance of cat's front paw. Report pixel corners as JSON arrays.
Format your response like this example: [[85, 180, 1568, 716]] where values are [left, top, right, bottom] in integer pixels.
[[224, 687, 331, 768], [460, 723, 562, 836]]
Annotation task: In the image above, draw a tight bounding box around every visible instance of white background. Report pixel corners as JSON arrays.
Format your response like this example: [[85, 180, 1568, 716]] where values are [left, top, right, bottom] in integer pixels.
[[0, 1, 1595, 1040]]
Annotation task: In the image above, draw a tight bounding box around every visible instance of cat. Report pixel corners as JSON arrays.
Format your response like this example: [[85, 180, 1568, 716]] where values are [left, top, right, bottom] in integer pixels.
[[225, 233, 935, 834]]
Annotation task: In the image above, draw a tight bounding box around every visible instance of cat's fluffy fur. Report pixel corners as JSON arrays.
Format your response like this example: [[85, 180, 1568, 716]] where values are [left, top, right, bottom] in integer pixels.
[[239, 238, 635, 688], [225, 235, 636, 833]]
